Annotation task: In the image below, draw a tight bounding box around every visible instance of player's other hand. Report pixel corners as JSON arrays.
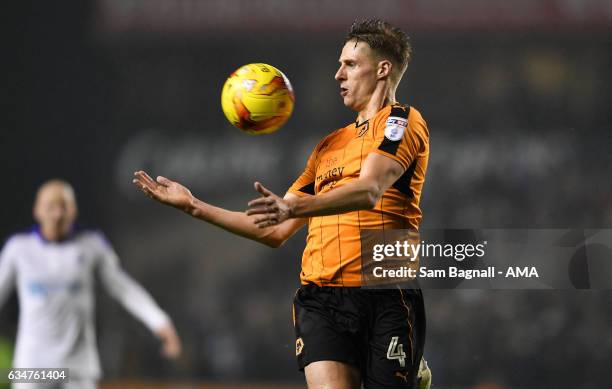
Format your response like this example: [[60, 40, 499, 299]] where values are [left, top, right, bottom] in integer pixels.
[[246, 182, 292, 228], [133, 171, 194, 213], [155, 322, 182, 360]]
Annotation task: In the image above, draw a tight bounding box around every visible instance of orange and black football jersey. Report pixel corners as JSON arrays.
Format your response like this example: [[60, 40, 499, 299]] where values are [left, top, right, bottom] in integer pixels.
[[288, 103, 429, 287]]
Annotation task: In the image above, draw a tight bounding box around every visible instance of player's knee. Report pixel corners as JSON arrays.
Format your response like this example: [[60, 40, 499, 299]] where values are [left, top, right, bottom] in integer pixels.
[[305, 360, 361, 389]]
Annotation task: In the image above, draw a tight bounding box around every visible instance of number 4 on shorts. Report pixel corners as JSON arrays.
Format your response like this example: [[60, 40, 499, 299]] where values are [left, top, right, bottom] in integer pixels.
[[386, 336, 406, 367]]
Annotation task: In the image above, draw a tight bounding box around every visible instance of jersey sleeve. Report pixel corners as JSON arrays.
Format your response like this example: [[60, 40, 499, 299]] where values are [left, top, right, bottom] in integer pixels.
[[92, 232, 170, 332], [370, 105, 429, 170], [0, 237, 17, 309], [287, 141, 319, 197]]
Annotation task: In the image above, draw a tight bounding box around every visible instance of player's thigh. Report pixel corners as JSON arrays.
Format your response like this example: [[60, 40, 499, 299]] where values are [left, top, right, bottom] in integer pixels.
[[293, 285, 362, 370], [364, 289, 426, 389], [305, 360, 361, 389]]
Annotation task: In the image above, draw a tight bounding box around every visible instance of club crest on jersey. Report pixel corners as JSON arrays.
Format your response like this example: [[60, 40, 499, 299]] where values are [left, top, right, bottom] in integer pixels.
[[385, 116, 407, 141]]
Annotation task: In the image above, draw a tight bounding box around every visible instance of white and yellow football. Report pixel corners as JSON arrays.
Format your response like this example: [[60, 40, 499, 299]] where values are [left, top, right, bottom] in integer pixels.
[[221, 63, 294, 135]]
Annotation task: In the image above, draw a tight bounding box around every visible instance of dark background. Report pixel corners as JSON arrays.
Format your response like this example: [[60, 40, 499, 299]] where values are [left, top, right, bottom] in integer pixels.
[[2, 1, 612, 388]]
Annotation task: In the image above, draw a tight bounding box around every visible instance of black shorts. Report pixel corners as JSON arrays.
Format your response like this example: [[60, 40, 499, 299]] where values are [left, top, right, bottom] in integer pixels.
[[292, 283, 426, 389]]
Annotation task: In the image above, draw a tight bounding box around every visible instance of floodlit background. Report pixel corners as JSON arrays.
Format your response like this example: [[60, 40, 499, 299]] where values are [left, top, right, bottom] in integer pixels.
[[2, 0, 612, 388]]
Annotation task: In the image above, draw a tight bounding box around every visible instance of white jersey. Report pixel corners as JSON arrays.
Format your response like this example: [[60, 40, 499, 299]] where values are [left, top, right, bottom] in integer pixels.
[[0, 229, 170, 379]]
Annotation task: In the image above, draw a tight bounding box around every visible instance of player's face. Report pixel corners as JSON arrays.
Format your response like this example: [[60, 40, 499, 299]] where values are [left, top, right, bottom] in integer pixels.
[[335, 40, 381, 112], [33, 183, 78, 241]]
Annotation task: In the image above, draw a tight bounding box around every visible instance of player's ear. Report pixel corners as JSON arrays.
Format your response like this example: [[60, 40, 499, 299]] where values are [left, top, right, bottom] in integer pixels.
[[377, 60, 393, 80]]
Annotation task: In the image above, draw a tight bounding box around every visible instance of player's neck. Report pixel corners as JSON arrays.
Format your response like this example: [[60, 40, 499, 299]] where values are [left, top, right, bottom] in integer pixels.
[[39, 225, 69, 242], [356, 82, 396, 124]]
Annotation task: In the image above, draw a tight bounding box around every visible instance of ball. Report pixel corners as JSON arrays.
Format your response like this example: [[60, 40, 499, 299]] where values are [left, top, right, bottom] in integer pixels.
[[221, 63, 294, 135]]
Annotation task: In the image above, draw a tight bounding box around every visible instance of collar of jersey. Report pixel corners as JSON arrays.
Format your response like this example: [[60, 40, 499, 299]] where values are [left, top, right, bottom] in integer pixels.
[[355, 118, 369, 127], [32, 225, 78, 244], [354, 103, 400, 127]]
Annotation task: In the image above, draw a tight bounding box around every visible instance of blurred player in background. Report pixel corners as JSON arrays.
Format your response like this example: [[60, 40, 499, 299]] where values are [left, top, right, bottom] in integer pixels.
[[0, 179, 181, 389], [134, 20, 430, 389]]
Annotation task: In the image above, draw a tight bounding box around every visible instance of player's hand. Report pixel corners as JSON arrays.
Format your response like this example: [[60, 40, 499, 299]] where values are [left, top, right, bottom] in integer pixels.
[[246, 182, 293, 228], [133, 171, 194, 213], [155, 322, 182, 360]]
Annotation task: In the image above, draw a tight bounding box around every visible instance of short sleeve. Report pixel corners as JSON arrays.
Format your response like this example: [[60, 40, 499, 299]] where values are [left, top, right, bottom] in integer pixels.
[[371, 105, 429, 170], [287, 141, 319, 197]]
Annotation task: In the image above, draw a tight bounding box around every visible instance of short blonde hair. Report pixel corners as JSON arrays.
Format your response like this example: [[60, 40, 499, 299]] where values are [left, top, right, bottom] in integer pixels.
[[346, 19, 412, 78]]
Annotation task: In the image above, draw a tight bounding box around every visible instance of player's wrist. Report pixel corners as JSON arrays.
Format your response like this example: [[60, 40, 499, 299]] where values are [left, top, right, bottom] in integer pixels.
[[285, 197, 298, 219], [184, 196, 199, 216]]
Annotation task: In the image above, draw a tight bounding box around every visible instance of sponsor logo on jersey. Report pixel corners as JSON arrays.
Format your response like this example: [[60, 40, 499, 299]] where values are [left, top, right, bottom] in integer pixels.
[[28, 281, 83, 296]]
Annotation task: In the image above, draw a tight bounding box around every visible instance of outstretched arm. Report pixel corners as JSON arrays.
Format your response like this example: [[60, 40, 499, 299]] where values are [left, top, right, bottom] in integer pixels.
[[247, 153, 404, 227], [133, 171, 306, 248]]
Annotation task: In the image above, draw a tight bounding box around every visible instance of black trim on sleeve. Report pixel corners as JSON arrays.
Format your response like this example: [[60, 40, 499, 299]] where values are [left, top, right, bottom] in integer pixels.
[[392, 158, 418, 198], [378, 136, 402, 155], [298, 182, 315, 195], [378, 105, 411, 156]]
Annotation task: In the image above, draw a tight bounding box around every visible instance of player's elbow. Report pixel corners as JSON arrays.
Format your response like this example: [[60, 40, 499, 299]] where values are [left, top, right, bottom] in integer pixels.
[[362, 192, 378, 209], [259, 233, 287, 248], [360, 183, 382, 209], [262, 237, 284, 248]]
